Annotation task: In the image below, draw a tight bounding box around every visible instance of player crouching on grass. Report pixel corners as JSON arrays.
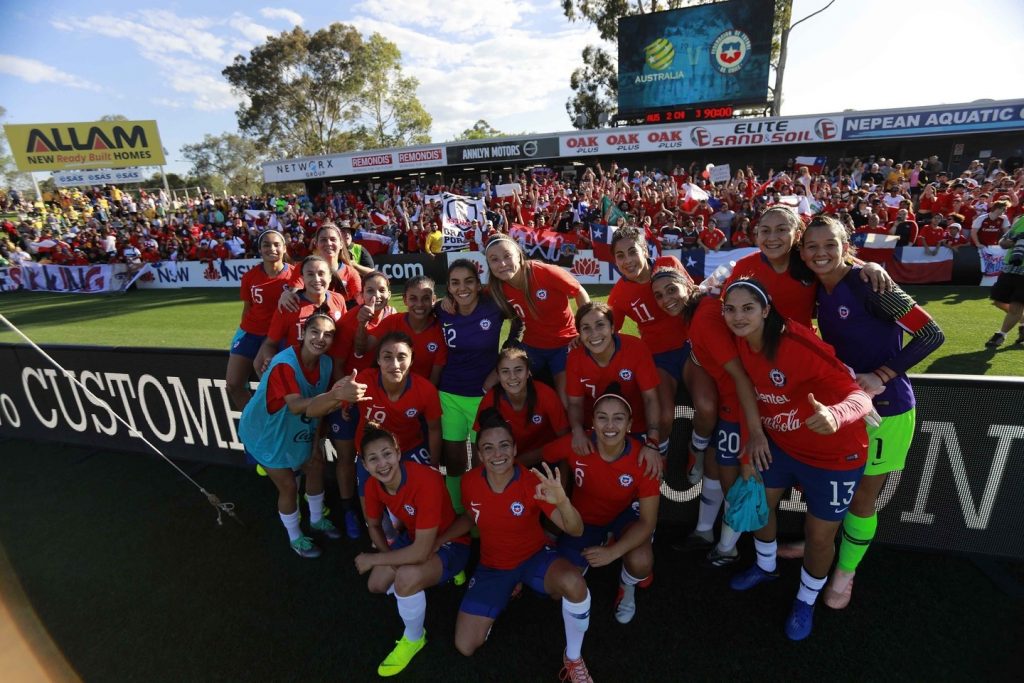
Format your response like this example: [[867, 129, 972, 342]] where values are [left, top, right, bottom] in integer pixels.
[[238, 313, 369, 558], [542, 389, 660, 625], [354, 427, 470, 677], [448, 413, 595, 683]]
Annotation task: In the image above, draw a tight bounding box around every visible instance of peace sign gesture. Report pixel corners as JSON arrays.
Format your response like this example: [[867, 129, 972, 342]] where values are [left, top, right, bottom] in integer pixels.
[[531, 462, 567, 506]]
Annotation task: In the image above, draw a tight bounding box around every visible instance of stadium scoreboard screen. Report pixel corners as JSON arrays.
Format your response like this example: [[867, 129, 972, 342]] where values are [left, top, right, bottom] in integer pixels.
[[617, 0, 773, 116]]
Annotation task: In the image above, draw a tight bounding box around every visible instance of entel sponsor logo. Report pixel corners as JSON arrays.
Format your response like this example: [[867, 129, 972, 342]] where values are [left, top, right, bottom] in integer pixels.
[[352, 154, 393, 168], [757, 391, 789, 405]]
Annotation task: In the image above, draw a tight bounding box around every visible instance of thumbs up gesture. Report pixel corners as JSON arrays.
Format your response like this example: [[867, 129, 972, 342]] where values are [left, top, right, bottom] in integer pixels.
[[333, 370, 371, 404], [357, 299, 376, 325], [804, 393, 839, 435]]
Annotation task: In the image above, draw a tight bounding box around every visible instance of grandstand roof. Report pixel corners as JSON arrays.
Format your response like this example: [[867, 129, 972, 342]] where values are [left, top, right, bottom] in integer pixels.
[[263, 98, 1024, 183]]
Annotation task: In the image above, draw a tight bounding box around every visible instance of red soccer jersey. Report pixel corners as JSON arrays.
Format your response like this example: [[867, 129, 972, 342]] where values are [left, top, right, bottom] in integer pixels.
[[726, 251, 817, 329], [334, 305, 395, 373], [265, 291, 347, 353], [607, 256, 690, 355], [239, 263, 294, 335], [290, 262, 361, 302], [542, 433, 659, 526], [917, 225, 947, 247], [461, 464, 556, 569], [974, 215, 1008, 246], [364, 462, 469, 546], [735, 321, 867, 469], [699, 227, 726, 250], [473, 380, 569, 454], [689, 296, 741, 421], [264, 359, 323, 413], [565, 334, 660, 433], [502, 262, 581, 349], [373, 313, 448, 380], [353, 369, 441, 454]]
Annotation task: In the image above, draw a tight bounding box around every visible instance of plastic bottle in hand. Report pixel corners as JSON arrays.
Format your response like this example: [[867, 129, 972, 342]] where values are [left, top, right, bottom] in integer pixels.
[[698, 260, 735, 295]]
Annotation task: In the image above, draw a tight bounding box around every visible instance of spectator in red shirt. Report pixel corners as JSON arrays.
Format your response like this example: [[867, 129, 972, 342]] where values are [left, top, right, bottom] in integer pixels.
[[699, 219, 727, 252]]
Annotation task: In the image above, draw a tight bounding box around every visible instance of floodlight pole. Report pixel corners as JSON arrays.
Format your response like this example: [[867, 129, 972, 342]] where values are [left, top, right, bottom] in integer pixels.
[[771, 0, 836, 117]]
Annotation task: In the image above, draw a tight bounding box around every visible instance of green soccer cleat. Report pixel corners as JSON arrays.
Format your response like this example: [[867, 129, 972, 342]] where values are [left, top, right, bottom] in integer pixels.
[[289, 535, 322, 559], [452, 570, 467, 586], [377, 632, 427, 677], [309, 518, 342, 540]]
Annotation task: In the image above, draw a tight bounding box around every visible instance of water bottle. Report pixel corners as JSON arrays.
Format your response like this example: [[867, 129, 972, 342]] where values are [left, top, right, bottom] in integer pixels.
[[698, 260, 735, 295]]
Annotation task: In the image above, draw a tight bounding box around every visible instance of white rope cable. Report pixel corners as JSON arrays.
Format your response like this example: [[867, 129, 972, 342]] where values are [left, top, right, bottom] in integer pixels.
[[0, 313, 242, 527]]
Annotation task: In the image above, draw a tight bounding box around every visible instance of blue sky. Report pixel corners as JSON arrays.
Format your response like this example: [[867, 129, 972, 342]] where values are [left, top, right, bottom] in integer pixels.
[[2, 0, 1022, 175]]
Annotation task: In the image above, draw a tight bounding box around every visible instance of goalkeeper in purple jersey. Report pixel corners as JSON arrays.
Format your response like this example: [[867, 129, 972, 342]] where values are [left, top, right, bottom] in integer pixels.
[[800, 216, 945, 609]]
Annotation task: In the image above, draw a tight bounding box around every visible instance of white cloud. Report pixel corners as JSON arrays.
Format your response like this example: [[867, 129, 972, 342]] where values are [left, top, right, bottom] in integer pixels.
[[349, 1, 602, 139], [259, 7, 304, 26], [0, 54, 102, 91], [49, 11, 247, 112], [229, 14, 277, 44]]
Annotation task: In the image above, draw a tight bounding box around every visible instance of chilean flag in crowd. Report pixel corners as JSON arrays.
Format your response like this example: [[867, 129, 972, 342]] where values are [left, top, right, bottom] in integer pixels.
[[354, 230, 393, 256], [852, 233, 954, 284], [589, 223, 658, 263], [369, 210, 390, 227], [794, 156, 827, 174], [680, 183, 709, 212], [679, 248, 758, 282]]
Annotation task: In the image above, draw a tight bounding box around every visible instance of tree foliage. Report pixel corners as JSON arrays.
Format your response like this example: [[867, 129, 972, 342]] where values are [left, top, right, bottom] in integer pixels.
[[181, 133, 265, 195], [453, 120, 506, 141], [565, 46, 618, 129], [350, 34, 432, 149], [223, 23, 431, 158], [562, 0, 794, 127]]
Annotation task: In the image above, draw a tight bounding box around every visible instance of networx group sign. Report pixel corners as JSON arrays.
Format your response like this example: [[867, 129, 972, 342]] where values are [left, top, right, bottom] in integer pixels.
[[0, 344, 1021, 559], [3, 120, 166, 171]]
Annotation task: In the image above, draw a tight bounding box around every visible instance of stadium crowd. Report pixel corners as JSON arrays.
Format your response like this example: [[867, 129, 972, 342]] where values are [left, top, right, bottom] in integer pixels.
[[1, 153, 1021, 269]]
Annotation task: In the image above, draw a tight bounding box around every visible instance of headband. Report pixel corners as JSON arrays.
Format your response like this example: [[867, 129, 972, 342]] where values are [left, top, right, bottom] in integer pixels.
[[483, 233, 517, 252], [651, 268, 688, 283], [593, 391, 633, 417], [725, 280, 770, 307], [257, 229, 283, 249], [304, 312, 336, 329]]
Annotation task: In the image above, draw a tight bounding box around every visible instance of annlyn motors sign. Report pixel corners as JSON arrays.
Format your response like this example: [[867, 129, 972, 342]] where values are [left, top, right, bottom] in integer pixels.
[[445, 137, 561, 165], [558, 116, 842, 156]]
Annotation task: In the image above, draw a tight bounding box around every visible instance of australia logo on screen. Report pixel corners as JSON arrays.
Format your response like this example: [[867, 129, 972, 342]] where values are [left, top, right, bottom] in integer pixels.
[[645, 37, 675, 71], [712, 30, 752, 74]]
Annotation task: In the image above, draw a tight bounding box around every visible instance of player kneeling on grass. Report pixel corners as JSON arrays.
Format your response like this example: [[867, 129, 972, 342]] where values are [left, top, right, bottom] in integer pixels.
[[451, 414, 595, 683], [354, 427, 471, 677], [542, 390, 660, 625], [722, 279, 872, 641], [238, 313, 369, 558]]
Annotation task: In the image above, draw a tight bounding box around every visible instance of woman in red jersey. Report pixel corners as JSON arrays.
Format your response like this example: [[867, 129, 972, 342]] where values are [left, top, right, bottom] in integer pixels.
[[650, 268, 768, 564], [328, 270, 398, 530], [564, 302, 662, 477], [484, 234, 589, 405], [546, 390, 660, 625], [442, 413, 593, 682], [366, 275, 447, 386], [607, 225, 696, 463], [226, 229, 292, 409], [349, 332, 442, 507], [354, 427, 470, 677], [473, 347, 569, 467], [725, 205, 892, 328], [278, 223, 362, 310], [254, 255, 347, 376], [722, 278, 872, 642]]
